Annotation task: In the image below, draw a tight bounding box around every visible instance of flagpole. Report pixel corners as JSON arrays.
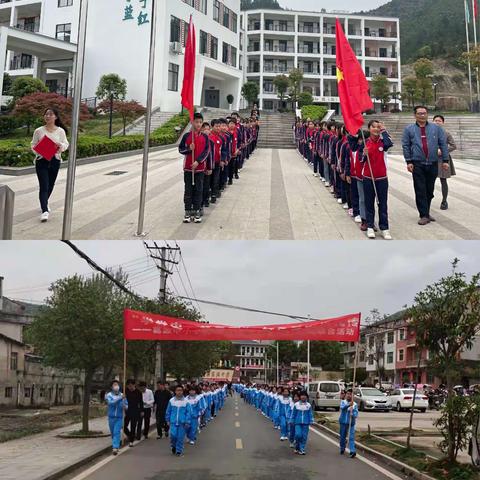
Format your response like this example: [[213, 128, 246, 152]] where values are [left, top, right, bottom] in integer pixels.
[[62, 0, 89, 240], [122, 338, 127, 446], [136, 0, 158, 236], [466, 0, 474, 108], [472, 0, 480, 103]]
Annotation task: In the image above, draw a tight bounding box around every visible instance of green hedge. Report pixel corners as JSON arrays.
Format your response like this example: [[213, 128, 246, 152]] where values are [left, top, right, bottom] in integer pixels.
[[301, 105, 329, 122], [0, 112, 190, 167]]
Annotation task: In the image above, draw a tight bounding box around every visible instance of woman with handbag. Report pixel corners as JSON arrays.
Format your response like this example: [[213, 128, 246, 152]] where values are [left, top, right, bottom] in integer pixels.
[[31, 108, 69, 222]]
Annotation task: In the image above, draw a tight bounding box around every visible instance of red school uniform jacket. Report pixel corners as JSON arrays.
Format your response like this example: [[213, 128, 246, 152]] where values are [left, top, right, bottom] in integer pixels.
[[209, 132, 223, 165], [229, 129, 238, 157], [361, 130, 394, 179], [179, 131, 210, 172]]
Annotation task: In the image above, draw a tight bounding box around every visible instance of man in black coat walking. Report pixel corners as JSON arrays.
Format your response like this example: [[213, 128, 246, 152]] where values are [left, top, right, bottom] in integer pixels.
[[154, 381, 172, 439]]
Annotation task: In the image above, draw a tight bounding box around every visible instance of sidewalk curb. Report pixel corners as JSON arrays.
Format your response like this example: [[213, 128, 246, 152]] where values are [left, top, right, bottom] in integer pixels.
[[313, 422, 437, 480], [36, 420, 157, 480]]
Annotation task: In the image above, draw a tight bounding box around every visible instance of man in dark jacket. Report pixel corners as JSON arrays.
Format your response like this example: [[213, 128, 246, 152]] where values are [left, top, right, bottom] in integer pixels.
[[154, 381, 172, 439], [402, 106, 449, 225], [124, 379, 143, 447]]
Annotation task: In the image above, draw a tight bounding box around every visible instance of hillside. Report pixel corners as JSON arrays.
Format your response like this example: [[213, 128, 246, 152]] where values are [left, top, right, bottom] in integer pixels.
[[241, 0, 282, 10], [359, 0, 467, 64]]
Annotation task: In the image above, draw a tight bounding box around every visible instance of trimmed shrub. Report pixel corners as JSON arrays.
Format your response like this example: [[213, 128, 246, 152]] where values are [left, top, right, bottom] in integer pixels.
[[0, 116, 21, 136], [301, 105, 328, 121]]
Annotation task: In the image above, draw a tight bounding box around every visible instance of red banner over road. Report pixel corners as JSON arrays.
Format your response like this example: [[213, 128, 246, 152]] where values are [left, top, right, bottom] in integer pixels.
[[123, 309, 361, 342]]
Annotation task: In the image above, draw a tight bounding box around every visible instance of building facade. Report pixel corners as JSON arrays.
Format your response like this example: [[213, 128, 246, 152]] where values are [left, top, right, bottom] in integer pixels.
[[241, 9, 401, 112], [0, 277, 84, 408], [233, 340, 273, 382], [0, 0, 243, 111]]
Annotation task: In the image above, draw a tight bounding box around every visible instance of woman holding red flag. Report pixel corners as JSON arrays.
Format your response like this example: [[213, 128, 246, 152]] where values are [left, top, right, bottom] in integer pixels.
[[31, 108, 69, 223]]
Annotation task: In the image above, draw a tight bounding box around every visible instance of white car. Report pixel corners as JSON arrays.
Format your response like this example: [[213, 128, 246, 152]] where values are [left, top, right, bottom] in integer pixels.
[[308, 381, 342, 411], [389, 388, 428, 412]]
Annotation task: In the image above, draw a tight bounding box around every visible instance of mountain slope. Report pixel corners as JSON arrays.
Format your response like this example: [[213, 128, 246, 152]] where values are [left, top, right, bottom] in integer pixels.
[[359, 0, 467, 63]]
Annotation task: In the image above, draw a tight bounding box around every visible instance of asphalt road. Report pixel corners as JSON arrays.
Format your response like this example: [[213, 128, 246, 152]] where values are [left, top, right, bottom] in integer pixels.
[[69, 395, 405, 480]]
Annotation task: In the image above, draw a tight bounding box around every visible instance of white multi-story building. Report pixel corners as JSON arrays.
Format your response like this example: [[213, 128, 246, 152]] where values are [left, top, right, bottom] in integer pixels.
[[0, 0, 243, 111], [241, 9, 401, 112]]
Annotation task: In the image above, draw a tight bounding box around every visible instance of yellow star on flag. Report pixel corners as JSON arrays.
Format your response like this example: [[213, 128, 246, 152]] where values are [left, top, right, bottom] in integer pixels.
[[336, 67, 344, 83]]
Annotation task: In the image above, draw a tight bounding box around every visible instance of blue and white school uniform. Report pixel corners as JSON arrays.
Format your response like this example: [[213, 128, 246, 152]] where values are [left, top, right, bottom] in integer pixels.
[[276, 396, 293, 440], [186, 394, 202, 443], [165, 396, 192, 455], [106, 391, 127, 450], [339, 399, 358, 454], [291, 400, 314, 454]]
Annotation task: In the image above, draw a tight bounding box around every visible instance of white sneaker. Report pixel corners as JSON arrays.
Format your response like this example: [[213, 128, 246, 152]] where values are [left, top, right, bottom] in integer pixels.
[[313, 173, 319, 177], [382, 230, 393, 240], [40, 212, 49, 222], [354, 215, 362, 223], [343, 203, 349, 210], [321, 178, 325, 182], [337, 198, 343, 204], [330, 187, 334, 193], [367, 228, 376, 239], [325, 182, 330, 187], [189, 440, 195, 445]]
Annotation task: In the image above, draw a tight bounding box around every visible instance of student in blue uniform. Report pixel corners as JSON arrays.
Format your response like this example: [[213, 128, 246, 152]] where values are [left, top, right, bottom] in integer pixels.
[[289, 391, 300, 448], [185, 385, 201, 445], [165, 385, 192, 457], [276, 387, 293, 441], [291, 390, 314, 455], [105, 380, 127, 456], [339, 389, 358, 458]]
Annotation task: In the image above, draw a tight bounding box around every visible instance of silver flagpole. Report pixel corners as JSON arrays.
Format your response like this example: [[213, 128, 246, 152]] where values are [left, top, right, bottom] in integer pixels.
[[472, 0, 480, 103], [466, 0, 474, 108], [62, 0, 89, 240], [136, 0, 158, 236]]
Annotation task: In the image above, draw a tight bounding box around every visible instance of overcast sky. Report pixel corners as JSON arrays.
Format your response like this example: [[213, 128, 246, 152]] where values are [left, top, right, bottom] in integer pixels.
[[279, 0, 389, 13], [1, 241, 478, 327]]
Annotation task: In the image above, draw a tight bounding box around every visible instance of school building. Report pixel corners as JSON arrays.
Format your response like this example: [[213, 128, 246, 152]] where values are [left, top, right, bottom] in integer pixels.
[[241, 8, 402, 112], [0, 0, 243, 111]]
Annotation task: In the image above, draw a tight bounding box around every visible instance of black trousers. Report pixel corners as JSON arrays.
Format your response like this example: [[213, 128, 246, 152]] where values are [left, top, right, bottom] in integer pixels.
[[203, 172, 212, 206], [228, 157, 237, 182], [156, 410, 169, 437], [137, 408, 151, 439], [35, 158, 61, 213], [184, 171, 205, 213], [211, 164, 221, 198], [124, 412, 141, 443], [412, 163, 438, 218]]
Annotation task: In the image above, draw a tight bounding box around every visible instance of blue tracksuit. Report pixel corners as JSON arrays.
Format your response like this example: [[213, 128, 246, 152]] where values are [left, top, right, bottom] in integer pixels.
[[291, 400, 314, 453], [165, 396, 192, 455], [276, 396, 293, 438], [186, 394, 202, 442], [106, 391, 127, 450], [339, 399, 358, 454], [202, 391, 211, 423]]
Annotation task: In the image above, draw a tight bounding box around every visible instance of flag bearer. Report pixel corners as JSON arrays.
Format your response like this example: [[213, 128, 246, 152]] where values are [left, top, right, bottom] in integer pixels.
[[291, 390, 314, 455], [106, 380, 127, 455], [339, 389, 358, 458], [165, 385, 192, 457]]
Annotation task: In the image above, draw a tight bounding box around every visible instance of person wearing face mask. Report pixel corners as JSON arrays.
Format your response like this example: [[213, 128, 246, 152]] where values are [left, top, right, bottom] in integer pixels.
[[105, 380, 127, 455]]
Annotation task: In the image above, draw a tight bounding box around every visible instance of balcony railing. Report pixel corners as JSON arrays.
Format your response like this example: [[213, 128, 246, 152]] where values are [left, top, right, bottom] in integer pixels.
[[247, 45, 260, 52], [300, 67, 320, 75], [248, 23, 261, 31], [348, 29, 362, 36], [298, 25, 320, 33], [263, 65, 292, 73], [365, 50, 398, 58], [9, 56, 35, 70], [15, 21, 40, 33], [264, 45, 295, 53], [365, 30, 398, 38], [298, 46, 320, 54], [247, 67, 260, 73], [265, 24, 294, 32]]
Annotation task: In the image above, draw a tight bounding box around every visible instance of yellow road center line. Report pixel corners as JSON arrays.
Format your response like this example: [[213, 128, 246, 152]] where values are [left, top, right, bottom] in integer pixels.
[[235, 406, 238, 410], [235, 412, 239, 417], [235, 421, 240, 427], [236, 438, 243, 449]]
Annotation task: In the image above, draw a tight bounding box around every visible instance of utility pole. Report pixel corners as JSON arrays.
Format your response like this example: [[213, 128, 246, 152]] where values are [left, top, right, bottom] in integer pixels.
[[144, 242, 180, 382]]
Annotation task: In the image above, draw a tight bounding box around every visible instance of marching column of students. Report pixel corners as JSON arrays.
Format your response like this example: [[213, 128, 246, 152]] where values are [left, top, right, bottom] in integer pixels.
[[179, 112, 259, 224]]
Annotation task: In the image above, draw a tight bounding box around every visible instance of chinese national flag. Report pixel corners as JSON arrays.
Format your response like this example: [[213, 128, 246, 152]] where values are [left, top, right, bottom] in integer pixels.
[[335, 18, 373, 135], [475, 0, 479, 19], [181, 15, 196, 121]]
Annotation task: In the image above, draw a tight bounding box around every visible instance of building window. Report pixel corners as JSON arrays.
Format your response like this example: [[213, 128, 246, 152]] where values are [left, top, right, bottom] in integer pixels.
[[200, 30, 208, 55], [231, 46, 237, 67], [10, 352, 18, 370], [387, 352, 394, 364], [368, 354, 374, 365], [359, 351, 365, 362], [58, 0, 73, 7], [222, 42, 229, 63], [55, 23, 71, 42], [213, 0, 220, 22], [223, 7, 230, 29], [399, 329, 405, 341], [170, 16, 181, 43], [387, 331, 394, 344], [368, 336, 374, 348], [168, 63, 179, 91], [398, 349, 404, 362], [210, 35, 218, 59], [232, 13, 238, 33], [24, 387, 31, 398], [5, 387, 13, 398]]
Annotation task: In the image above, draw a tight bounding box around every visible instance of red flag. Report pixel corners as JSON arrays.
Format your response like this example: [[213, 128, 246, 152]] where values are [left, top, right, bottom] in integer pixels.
[[123, 309, 362, 342], [181, 15, 196, 121], [335, 18, 373, 135], [475, 0, 479, 18]]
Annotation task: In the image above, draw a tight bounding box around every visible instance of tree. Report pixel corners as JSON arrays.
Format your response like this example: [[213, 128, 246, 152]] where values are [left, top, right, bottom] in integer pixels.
[[241, 0, 282, 10], [2, 73, 12, 96], [409, 259, 480, 462], [241, 81, 259, 106], [13, 92, 90, 134], [96, 74, 127, 101], [25, 273, 130, 433], [288, 68, 304, 110], [416, 45, 432, 60], [402, 77, 418, 108], [298, 91, 314, 108], [298, 341, 344, 371], [273, 75, 290, 104], [276, 341, 300, 365], [10, 77, 48, 101], [371, 74, 391, 112], [98, 100, 146, 135], [413, 58, 433, 79], [460, 45, 480, 74]]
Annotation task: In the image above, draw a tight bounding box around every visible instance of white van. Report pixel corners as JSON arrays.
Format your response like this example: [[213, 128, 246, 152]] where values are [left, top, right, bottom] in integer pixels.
[[308, 381, 342, 411]]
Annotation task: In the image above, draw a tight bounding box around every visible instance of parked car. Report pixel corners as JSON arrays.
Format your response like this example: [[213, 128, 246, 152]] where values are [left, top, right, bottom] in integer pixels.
[[354, 387, 392, 412], [389, 388, 428, 412], [308, 381, 342, 411]]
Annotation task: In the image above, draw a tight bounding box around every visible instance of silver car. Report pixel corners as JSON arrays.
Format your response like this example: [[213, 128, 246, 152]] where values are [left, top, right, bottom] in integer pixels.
[[354, 387, 392, 412]]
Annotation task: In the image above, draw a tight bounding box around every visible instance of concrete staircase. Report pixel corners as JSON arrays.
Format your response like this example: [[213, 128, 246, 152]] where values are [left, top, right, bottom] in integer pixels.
[[257, 112, 296, 149], [120, 109, 178, 135], [199, 107, 233, 123], [344, 113, 480, 161]]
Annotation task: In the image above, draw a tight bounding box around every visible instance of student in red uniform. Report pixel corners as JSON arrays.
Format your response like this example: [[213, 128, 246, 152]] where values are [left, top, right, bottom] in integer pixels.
[[218, 119, 230, 193], [178, 113, 210, 224], [349, 121, 393, 240], [201, 122, 214, 212], [209, 120, 223, 204], [228, 118, 239, 185]]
